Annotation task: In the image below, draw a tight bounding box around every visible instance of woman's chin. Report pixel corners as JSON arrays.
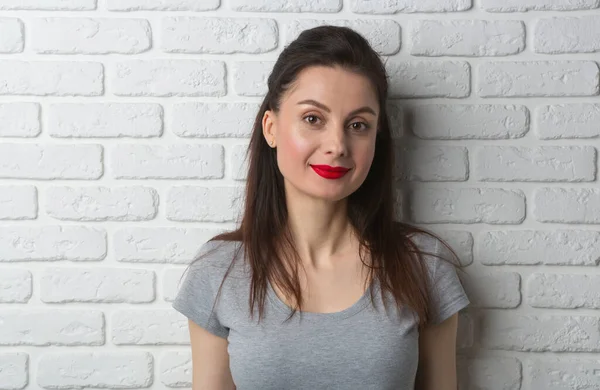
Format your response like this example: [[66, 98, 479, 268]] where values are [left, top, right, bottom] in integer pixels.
[[308, 188, 355, 202]]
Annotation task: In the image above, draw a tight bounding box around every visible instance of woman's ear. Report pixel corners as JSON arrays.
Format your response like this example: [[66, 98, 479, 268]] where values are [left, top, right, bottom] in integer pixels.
[[262, 110, 277, 147]]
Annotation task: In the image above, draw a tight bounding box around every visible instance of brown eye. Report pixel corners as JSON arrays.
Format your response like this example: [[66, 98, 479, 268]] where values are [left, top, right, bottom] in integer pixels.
[[303, 115, 321, 125], [350, 121, 370, 132]]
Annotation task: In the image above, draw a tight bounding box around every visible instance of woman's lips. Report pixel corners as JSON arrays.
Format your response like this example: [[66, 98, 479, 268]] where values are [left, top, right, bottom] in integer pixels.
[[310, 164, 351, 179]]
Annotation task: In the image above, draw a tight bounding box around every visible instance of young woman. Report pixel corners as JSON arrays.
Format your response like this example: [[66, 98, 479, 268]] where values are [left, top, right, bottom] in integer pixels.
[[173, 25, 470, 390]]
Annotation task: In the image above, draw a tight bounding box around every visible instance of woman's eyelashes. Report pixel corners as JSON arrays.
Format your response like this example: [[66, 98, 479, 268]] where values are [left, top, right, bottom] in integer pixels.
[[303, 114, 321, 126], [350, 121, 371, 132], [302, 114, 371, 132]]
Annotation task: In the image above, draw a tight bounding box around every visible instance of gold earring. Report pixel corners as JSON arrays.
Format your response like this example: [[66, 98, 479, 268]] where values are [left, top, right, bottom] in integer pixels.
[[269, 140, 274, 147]]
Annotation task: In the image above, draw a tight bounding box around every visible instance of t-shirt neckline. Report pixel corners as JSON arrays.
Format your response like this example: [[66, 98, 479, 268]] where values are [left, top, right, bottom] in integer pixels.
[[266, 277, 378, 321]]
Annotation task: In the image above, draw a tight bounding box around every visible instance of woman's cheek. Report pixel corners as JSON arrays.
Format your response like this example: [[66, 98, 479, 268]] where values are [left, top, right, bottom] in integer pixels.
[[280, 130, 313, 167]]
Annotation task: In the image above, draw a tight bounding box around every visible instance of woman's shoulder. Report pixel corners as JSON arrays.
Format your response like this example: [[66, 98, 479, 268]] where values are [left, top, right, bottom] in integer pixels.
[[402, 230, 470, 324], [406, 231, 442, 256], [188, 239, 249, 277], [405, 231, 459, 277], [197, 239, 241, 262]]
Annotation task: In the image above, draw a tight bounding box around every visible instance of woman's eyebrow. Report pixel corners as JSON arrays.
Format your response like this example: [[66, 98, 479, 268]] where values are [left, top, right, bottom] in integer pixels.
[[296, 99, 377, 117]]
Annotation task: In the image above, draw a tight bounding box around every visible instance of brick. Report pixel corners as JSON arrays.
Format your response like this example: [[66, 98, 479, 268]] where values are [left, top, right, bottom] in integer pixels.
[[535, 16, 600, 54], [0, 269, 31, 303], [0, 353, 27, 389], [160, 351, 192, 386], [112, 310, 188, 344], [410, 188, 525, 224], [0, 186, 36, 220], [481, 312, 600, 351], [111, 144, 224, 179], [395, 145, 468, 181], [114, 227, 222, 263], [230, 0, 340, 12], [171, 102, 258, 138], [457, 312, 475, 350], [0, 103, 40, 137], [41, 267, 154, 303], [482, 0, 600, 12], [32, 18, 150, 54], [474, 146, 596, 182], [106, 0, 219, 11], [527, 273, 600, 308], [0, 144, 102, 179], [46, 186, 158, 221], [163, 269, 186, 302], [458, 356, 522, 390], [49, 103, 162, 138], [0, 18, 23, 53], [0, 0, 96, 10], [431, 230, 474, 266], [411, 20, 524, 57], [0, 61, 103, 96], [162, 17, 277, 54], [0, 226, 107, 262], [463, 272, 521, 308], [534, 188, 600, 224], [528, 359, 600, 390], [478, 61, 600, 97], [387, 61, 470, 98], [38, 352, 152, 388], [232, 61, 272, 96], [112, 60, 225, 97], [410, 104, 529, 139], [231, 143, 249, 181], [284, 19, 401, 55], [536, 104, 600, 139], [351, 0, 471, 13], [167, 186, 244, 222], [0, 310, 103, 345], [479, 230, 600, 266]]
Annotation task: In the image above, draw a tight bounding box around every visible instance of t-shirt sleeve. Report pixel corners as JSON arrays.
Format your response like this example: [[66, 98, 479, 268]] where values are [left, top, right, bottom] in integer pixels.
[[172, 244, 230, 339], [427, 238, 470, 325]]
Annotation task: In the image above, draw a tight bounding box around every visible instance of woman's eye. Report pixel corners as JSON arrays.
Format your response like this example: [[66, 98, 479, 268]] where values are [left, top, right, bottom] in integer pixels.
[[350, 122, 370, 131], [303, 115, 369, 131], [303, 115, 321, 125], [304, 115, 319, 124]]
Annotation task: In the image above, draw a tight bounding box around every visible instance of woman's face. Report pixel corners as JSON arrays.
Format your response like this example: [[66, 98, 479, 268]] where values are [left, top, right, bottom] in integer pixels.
[[263, 65, 379, 203]]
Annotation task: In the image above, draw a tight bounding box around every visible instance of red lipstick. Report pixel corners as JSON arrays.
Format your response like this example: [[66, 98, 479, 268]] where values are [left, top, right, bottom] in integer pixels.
[[310, 164, 351, 179]]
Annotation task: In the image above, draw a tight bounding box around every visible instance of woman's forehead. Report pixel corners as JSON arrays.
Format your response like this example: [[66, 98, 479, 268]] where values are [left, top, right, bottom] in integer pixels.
[[282, 67, 379, 110]]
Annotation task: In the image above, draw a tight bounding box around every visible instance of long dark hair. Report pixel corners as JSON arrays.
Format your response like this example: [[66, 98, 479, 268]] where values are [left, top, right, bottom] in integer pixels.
[[183, 25, 467, 330]]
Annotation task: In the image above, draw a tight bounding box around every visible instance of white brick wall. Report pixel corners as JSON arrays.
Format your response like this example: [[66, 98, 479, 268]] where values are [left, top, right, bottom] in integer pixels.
[[0, 1, 599, 389]]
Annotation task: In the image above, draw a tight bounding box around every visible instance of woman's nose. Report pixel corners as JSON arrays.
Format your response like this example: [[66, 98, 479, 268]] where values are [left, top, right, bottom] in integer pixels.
[[324, 126, 348, 156]]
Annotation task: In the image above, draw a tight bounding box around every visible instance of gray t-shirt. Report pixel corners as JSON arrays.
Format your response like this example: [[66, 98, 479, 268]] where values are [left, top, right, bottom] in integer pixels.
[[172, 233, 470, 389]]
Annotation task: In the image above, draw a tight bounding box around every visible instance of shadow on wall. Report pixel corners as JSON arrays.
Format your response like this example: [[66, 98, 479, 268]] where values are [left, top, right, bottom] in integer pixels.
[[394, 101, 552, 390]]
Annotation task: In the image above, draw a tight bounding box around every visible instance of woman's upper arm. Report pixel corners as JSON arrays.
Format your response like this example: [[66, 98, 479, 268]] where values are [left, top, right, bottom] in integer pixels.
[[415, 313, 460, 390], [188, 319, 236, 390]]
